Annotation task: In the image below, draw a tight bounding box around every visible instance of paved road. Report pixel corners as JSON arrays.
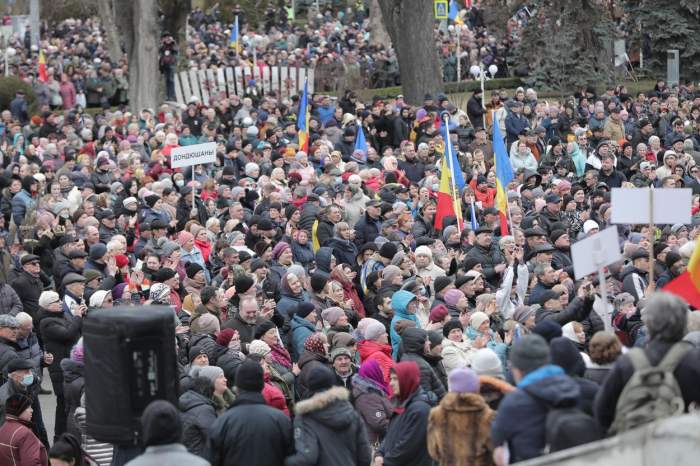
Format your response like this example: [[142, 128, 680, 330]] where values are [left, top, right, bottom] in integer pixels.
[[39, 368, 57, 441]]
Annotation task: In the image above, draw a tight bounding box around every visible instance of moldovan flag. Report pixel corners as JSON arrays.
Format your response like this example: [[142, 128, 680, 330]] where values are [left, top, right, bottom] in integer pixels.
[[229, 16, 240, 52], [664, 241, 700, 309], [38, 50, 48, 83], [297, 79, 310, 153], [434, 156, 463, 231], [493, 114, 514, 235]]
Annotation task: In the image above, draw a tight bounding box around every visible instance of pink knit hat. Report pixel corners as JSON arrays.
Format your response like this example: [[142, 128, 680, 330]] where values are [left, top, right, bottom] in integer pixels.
[[271, 241, 291, 260], [177, 231, 194, 247], [444, 289, 465, 306]]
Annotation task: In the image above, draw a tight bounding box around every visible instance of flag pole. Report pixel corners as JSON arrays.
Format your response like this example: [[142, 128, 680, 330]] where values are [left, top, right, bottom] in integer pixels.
[[442, 112, 462, 233], [235, 15, 240, 55]]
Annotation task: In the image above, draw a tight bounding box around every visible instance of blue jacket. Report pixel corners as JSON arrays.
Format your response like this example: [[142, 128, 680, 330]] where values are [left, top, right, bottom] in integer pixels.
[[491, 365, 581, 462], [278, 291, 306, 322], [389, 290, 418, 359], [505, 112, 529, 145], [11, 190, 35, 226], [290, 315, 316, 361]]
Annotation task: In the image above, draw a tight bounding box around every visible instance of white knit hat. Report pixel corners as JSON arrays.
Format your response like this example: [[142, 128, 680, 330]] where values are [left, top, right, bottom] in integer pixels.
[[248, 339, 271, 356], [471, 348, 503, 378]]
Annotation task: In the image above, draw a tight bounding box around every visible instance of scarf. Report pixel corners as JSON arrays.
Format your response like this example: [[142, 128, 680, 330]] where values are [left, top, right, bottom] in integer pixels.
[[359, 359, 390, 395], [270, 343, 292, 369]]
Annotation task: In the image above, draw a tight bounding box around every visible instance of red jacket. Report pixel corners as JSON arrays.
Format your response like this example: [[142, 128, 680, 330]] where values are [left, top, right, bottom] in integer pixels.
[[0, 416, 48, 466], [358, 340, 395, 386], [262, 377, 290, 417]]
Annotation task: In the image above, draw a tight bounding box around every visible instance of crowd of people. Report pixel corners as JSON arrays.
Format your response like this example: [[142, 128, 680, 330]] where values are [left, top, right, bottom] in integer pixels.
[[1, 4, 700, 466], [2, 1, 506, 105]]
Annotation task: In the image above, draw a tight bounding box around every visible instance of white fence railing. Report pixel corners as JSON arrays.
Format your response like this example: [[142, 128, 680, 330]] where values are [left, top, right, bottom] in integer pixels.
[[174, 66, 315, 106]]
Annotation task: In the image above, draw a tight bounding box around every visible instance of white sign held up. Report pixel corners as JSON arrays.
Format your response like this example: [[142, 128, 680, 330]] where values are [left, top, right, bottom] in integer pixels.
[[610, 188, 691, 225], [571, 226, 622, 280], [170, 142, 217, 169]]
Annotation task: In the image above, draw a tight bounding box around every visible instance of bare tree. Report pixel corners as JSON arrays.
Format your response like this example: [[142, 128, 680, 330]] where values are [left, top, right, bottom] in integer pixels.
[[368, 0, 391, 48], [116, 0, 160, 112], [96, 0, 123, 63], [377, 0, 442, 105]]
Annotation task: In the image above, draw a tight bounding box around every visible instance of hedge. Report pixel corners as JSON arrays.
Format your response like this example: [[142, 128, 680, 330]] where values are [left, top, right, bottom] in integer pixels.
[[0, 76, 38, 116]]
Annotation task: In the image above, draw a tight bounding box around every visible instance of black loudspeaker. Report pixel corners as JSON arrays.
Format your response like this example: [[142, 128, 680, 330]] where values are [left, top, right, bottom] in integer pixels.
[[84, 306, 178, 444]]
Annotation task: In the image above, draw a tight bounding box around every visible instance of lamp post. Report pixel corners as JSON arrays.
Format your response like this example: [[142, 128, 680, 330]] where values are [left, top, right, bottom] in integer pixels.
[[470, 63, 498, 128]]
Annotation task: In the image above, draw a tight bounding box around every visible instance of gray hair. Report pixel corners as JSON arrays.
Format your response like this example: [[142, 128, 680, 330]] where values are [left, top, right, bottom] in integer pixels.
[[15, 312, 33, 325], [642, 292, 688, 342], [498, 235, 515, 249]]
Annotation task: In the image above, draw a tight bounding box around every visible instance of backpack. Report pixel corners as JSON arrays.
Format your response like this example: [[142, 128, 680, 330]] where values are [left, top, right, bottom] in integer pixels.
[[610, 341, 691, 434], [523, 386, 603, 454]]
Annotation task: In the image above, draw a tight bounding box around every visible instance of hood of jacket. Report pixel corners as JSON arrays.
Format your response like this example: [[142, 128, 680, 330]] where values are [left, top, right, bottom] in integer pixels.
[[60, 358, 84, 383], [298, 348, 328, 369], [357, 339, 392, 361], [178, 389, 215, 413], [352, 374, 387, 396], [291, 314, 316, 331], [391, 290, 417, 316], [294, 386, 355, 429], [315, 247, 334, 274], [620, 264, 646, 280], [401, 327, 428, 355], [518, 364, 580, 407]]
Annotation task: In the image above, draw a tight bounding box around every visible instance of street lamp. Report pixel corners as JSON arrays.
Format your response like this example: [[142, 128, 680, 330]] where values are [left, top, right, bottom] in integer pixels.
[[470, 63, 498, 128]]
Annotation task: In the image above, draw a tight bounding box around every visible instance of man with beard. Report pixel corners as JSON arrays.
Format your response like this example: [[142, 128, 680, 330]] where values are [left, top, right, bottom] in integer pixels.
[[536, 194, 567, 236], [550, 230, 573, 273], [398, 141, 426, 183]]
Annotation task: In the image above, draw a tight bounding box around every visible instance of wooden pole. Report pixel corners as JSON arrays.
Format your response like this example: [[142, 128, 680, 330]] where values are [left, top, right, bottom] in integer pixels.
[[648, 188, 655, 286]]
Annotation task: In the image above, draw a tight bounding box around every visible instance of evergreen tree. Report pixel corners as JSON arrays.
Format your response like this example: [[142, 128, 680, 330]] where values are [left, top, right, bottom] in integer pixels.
[[510, 0, 615, 92], [625, 0, 700, 79]]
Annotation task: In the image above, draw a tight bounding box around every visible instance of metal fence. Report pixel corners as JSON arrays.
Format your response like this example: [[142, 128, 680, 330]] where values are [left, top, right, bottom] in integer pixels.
[[174, 65, 315, 105]]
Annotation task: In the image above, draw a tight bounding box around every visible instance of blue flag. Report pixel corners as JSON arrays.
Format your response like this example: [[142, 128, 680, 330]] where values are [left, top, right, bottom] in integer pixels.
[[353, 124, 368, 163], [440, 123, 465, 190], [470, 200, 479, 230]]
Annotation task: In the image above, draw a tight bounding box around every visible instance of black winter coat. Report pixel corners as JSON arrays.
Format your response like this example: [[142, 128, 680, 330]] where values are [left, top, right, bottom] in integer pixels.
[[0, 337, 20, 375], [188, 333, 218, 360], [11, 271, 43, 320], [378, 389, 436, 466], [353, 213, 382, 247], [61, 358, 84, 437], [296, 350, 330, 400], [316, 219, 335, 247], [535, 297, 594, 327], [399, 328, 446, 401], [208, 391, 293, 466], [179, 389, 217, 458], [222, 314, 266, 348], [285, 386, 371, 466], [36, 309, 82, 379], [326, 238, 359, 268], [465, 243, 504, 285], [211, 344, 244, 388]]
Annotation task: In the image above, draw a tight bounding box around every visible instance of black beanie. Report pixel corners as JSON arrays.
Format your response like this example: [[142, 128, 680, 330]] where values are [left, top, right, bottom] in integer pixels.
[[200, 286, 217, 305], [532, 319, 563, 343], [550, 229, 567, 244], [235, 360, 264, 392], [4, 393, 32, 417], [653, 242, 668, 258], [306, 366, 336, 395], [296, 302, 315, 319], [665, 251, 682, 269], [234, 275, 255, 294], [254, 319, 276, 339], [310, 273, 329, 294], [185, 262, 203, 279], [434, 275, 453, 295], [442, 319, 464, 338], [379, 242, 398, 259], [145, 194, 160, 208], [140, 400, 182, 447]]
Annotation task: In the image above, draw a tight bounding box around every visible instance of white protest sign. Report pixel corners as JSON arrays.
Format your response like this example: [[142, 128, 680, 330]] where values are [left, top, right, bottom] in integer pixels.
[[610, 188, 691, 225], [571, 226, 622, 280], [170, 142, 217, 169]]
